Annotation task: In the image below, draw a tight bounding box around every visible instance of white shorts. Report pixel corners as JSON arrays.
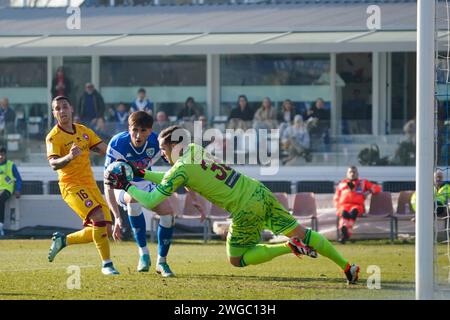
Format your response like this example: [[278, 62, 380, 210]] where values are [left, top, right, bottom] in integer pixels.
[[114, 180, 157, 208]]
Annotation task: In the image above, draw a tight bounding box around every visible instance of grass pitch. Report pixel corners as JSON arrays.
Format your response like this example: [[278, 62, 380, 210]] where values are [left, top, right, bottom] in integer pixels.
[[0, 239, 414, 300]]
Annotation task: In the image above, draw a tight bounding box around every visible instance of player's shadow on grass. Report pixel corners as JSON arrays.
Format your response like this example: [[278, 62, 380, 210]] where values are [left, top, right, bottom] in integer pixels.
[[180, 274, 415, 291]]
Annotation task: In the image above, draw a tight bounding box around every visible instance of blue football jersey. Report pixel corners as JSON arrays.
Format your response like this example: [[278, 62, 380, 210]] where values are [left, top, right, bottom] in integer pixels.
[[105, 131, 160, 183]]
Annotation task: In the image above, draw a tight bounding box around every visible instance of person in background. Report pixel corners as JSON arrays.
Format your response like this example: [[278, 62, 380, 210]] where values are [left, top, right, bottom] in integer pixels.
[[334, 166, 381, 244], [411, 169, 450, 218], [77, 83, 105, 128], [281, 115, 312, 164], [130, 88, 153, 115], [0, 146, 22, 237], [177, 97, 201, 121], [51, 66, 71, 99], [0, 98, 16, 134], [228, 95, 254, 130], [153, 111, 171, 133], [112, 102, 130, 133]]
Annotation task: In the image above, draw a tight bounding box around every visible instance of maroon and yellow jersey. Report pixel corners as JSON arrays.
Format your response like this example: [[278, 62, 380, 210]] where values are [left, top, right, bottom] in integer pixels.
[[46, 123, 102, 190]]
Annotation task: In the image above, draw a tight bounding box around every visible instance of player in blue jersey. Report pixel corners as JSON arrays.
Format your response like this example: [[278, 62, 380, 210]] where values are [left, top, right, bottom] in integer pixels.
[[104, 111, 177, 277]]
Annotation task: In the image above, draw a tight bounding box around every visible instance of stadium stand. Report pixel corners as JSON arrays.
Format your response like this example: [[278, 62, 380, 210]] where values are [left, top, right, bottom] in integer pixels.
[[262, 181, 292, 193], [297, 181, 335, 194], [274, 192, 290, 211], [175, 191, 211, 243], [48, 181, 60, 195], [392, 190, 415, 239], [382, 181, 416, 192], [21, 180, 44, 195], [291, 192, 318, 231]]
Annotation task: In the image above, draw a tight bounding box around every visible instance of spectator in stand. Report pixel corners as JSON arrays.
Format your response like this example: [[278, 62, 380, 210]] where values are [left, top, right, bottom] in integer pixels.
[[281, 115, 312, 164], [278, 99, 299, 138], [77, 83, 105, 128], [0, 146, 22, 237], [342, 89, 369, 134], [228, 95, 254, 130], [334, 166, 381, 244], [305, 98, 331, 152], [51, 66, 71, 100], [130, 88, 153, 115], [111, 103, 130, 133], [0, 98, 16, 134], [153, 111, 171, 133], [392, 119, 416, 166], [253, 97, 278, 130], [177, 97, 201, 121]]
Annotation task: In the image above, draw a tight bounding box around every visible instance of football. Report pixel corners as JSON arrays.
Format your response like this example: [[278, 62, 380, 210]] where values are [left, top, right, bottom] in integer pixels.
[[106, 161, 134, 182]]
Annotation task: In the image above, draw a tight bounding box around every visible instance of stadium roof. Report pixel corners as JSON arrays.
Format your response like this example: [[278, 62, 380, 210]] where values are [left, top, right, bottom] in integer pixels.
[[0, 1, 442, 56]]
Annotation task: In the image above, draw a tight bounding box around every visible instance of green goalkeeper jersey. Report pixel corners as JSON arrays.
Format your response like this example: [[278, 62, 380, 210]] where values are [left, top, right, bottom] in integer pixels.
[[127, 143, 260, 214]]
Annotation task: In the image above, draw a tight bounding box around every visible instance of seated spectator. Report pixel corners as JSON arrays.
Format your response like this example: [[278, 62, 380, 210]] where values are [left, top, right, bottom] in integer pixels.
[[253, 97, 278, 130], [305, 98, 330, 152], [130, 88, 153, 115], [392, 119, 416, 166], [278, 99, 298, 138], [178, 96, 202, 121], [228, 94, 254, 130], [153, 111, 171, 133], [0, 146, 22, 237], [281, 115, 312, 164], [111, 102, 130, 133], [334, 166, 381, 244]]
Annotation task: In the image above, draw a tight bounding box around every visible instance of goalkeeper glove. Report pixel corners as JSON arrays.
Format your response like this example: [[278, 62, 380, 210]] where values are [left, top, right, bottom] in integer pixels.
[[116, 159, 145, 178], [104, 165, 132, 191]]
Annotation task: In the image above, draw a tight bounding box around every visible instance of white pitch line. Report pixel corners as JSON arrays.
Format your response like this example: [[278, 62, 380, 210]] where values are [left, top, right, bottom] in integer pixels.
[[0, 265, 97, 272]]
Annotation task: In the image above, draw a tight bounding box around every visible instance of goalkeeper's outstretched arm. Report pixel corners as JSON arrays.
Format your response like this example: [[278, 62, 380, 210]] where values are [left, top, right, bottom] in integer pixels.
[[142, 171, 166, 184], [127, 185, 168, 210]]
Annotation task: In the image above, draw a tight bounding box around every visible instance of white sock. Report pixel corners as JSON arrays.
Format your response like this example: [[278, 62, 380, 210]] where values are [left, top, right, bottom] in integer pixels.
[[139, 246, 149, 256], [157, 255, 166, 265], [102, 259, 112, 266]]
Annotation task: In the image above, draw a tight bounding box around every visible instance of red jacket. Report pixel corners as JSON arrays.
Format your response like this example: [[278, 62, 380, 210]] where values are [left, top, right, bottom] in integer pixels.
[[334, 178, 381, 215]]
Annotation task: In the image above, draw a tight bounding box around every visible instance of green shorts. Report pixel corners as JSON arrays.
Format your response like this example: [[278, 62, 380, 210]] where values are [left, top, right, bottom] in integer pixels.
[[226, 184, 298, 257]]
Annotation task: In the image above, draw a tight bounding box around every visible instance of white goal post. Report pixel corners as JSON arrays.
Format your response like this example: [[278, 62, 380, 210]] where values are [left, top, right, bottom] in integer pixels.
[[416, 0, 435, 300]]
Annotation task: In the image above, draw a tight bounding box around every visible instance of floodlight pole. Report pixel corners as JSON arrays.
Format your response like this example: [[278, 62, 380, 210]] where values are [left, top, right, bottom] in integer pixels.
[[416, 0, 435, 300]]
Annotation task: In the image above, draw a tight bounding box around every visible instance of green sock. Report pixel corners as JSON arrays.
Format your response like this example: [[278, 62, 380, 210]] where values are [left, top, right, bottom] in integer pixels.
[[304, 229, 349, 270], [242, 243, 291, 266]]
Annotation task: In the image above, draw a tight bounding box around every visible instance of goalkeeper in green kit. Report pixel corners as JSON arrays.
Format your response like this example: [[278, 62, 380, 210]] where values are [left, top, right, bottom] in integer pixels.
[[105, 125, 359, 284]]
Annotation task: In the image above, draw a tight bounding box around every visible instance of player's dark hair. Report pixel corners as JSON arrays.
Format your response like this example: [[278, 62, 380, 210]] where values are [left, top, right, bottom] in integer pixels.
[[158, 125, 188, 146], [138, 88, 146, 94], [128, 111, 153, 129], [0, 146, 6, 153], [51, 96, 71, 109]]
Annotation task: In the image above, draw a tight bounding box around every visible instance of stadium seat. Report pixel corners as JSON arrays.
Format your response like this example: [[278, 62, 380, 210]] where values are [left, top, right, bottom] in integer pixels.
[[177, 191, 212, 243], [296, 181, 335, 194], [262, 181, 292, 193], [392, 190, 415, 239], [274, 192, 290, 211], [21, 181, 44, 195], [365, 191, 395, 240], [291, 192, 318, 231], [208, 203, 231, 241], [382, 181, 415, 192]]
